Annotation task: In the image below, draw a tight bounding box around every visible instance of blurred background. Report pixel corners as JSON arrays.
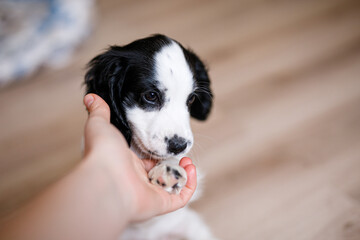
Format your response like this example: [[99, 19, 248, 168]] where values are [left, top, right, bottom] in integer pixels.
[[1, 0, 360, 239]]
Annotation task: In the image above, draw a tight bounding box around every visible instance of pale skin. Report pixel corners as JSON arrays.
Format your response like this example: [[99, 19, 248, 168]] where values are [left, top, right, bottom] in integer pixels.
[[0, 94, 197, 240]]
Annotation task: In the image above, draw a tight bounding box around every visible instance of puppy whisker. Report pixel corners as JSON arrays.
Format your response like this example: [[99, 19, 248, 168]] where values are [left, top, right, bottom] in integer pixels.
[[193, 132, 216, 142]]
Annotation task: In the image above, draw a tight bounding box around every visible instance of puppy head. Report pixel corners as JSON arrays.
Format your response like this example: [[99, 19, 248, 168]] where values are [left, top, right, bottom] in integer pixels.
[[85, 34, 213, 160]]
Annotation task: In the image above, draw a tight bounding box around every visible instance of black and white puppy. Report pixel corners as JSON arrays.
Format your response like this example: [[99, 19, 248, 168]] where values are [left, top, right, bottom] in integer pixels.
[[85, 34, 214, 239]]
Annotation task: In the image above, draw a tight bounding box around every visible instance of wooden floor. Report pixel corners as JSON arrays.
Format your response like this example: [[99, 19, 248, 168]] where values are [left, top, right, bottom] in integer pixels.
[[1, 0, 360, 239]]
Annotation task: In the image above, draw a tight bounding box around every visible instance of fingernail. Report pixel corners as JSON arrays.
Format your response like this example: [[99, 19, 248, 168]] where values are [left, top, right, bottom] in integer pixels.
[[84, 94, 94, 109]]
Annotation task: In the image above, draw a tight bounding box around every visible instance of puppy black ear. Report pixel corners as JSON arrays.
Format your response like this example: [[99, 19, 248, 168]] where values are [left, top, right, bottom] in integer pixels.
[[84, 47, 132, 145], [186, 50, 213, 121]]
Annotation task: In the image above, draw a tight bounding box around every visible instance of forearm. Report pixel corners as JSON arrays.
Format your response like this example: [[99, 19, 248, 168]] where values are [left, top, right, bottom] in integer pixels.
[[0, 155, 129, 240]]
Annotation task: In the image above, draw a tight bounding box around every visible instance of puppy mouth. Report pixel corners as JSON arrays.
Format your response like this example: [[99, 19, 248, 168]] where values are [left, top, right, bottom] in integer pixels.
[[146, 150, 167, 160], [131, 134, 167, 161]]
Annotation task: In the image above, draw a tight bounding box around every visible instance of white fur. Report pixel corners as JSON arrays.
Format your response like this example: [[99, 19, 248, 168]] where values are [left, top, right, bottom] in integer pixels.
[[127, 42, 194, 160], [122, 208, 215, 240]]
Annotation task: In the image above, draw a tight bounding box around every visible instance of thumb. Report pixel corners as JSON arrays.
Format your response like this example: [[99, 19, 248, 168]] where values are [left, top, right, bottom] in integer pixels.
[[84, 94, 111, 123], [83, 94, 113, 155]]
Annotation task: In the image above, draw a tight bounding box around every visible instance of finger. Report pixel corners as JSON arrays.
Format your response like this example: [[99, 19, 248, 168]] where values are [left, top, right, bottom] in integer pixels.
[[179, 157, 197, 201], [84, 94, 111, 123], [179, 157, 193, 168], [182, 164, 197, 195], [142, 159, 158, 172], [83, 94, 114, 154], [161, 163, 197, 213]]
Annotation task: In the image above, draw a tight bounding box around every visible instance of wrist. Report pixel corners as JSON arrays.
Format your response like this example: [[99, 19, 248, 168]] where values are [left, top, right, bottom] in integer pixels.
[[81, 153, 133, 229]]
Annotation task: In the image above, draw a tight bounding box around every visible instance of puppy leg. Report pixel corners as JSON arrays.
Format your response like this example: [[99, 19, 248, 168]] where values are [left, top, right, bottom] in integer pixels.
[[148, 162, 187, 194], [121, 207, 217, 240], [179, 208, 218, 240]]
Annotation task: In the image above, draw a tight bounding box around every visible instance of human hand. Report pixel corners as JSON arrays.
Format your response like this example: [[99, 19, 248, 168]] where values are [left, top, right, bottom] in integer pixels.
[[83, 94, 197, 223]]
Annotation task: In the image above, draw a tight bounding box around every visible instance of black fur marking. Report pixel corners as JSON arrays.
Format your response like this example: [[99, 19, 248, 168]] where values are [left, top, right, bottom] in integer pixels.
[[84, 34, 213, 147], [181, 45, 213, 121], [172, 183, 178, 189], [172, 169, 182, 180], [85, 35, 172, 145], [166, 166, 171, 172]]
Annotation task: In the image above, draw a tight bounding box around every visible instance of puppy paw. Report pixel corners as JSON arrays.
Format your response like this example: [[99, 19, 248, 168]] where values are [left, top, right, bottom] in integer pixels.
[[148, 163, 187, 194]]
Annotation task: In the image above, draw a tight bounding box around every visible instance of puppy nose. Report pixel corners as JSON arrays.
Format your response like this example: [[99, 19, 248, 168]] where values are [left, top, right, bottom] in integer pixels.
[[166, 135, 187, 155]]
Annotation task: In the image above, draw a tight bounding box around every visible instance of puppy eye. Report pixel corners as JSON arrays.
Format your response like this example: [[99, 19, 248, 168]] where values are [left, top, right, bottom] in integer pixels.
[[143, 91, 159, 103], [187, 94, 196, 106]]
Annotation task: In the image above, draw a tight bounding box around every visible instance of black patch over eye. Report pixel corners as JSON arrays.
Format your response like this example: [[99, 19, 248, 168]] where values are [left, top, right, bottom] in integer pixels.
[[143, 91, 159, 104], [139, 90, 164, 110], [187, 94, 196, 107]]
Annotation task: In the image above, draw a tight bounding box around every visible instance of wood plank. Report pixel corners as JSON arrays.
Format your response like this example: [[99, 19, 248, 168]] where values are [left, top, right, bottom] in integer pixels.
[[192, 98, 360, 239], [211, 5, 360, 97], [191, 49, 360, 177]]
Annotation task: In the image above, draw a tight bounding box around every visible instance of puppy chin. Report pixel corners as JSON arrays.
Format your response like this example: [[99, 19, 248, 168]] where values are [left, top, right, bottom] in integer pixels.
[[130, 135, 166, 161]]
